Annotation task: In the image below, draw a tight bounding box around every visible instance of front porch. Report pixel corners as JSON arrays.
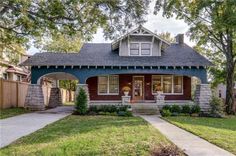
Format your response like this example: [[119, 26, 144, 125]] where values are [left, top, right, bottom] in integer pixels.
[[25, 65, 211, 112], [87, 74, 193, 102]]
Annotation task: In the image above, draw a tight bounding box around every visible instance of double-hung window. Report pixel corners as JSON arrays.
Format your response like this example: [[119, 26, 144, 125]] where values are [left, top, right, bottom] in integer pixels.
[[130, 43, 139, 56], [130, 43, 151, 56], [98, 75, 119, 94], [163, 76, 172, 93], [141, 43, 151, 55], [173, 76, 183, 93], [152, 75, 183, 94]]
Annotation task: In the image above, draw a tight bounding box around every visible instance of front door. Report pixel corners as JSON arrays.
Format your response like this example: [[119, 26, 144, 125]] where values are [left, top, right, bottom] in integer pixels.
[[133, 76, 144, 101]]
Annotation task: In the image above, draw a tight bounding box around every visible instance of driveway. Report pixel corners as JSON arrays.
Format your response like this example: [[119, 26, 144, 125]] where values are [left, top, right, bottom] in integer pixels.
[[0, 106, 74, 148]]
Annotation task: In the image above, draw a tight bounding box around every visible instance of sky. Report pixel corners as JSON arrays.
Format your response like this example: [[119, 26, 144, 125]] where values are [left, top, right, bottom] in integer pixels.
[[27, 1, 194, 55]]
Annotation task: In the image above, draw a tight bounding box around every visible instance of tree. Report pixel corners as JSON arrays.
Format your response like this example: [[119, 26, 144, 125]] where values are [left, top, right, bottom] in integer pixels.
[[158, 32, 175, 43], [193, 46, 235, 88], [42, 33, 82, 52], [0, 0, 150, 51], [154, 0, 236, 114], [59, 80, 78, 102], [0, 43, 26, 65], [75, 88, 88, 115]]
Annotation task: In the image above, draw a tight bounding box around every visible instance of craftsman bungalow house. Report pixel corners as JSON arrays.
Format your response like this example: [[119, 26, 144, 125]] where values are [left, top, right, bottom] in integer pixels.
[[22, 26, 212, 111]]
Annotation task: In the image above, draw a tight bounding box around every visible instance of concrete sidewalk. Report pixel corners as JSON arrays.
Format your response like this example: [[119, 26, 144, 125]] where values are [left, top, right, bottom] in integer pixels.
[[141, 115, 234, 156], [0, 106, 74, 148]]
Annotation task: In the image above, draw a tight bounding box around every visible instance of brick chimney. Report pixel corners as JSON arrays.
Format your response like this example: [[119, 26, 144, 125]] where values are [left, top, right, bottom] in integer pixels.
[[175, 34, 184, 44]]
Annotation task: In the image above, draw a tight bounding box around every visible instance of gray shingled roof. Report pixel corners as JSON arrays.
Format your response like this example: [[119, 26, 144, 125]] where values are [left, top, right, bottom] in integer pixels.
[[21, 43, 212, 66]]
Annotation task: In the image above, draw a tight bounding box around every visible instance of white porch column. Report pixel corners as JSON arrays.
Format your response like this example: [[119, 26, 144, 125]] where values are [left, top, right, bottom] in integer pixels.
[[75, 84, 90, 106], [25, 84, 45, 110], [194, 84, 212, 112]]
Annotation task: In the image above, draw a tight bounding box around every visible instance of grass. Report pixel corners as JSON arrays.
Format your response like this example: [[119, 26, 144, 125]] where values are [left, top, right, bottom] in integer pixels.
[[63, 102, 75, 106], [164, 116, 236, 155], [0, 115, 181, 156], [0, 108, 31, 119]]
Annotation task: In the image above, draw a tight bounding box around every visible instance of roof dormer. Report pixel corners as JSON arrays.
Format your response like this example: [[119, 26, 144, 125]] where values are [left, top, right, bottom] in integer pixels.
[[112, 26, 170, 56]]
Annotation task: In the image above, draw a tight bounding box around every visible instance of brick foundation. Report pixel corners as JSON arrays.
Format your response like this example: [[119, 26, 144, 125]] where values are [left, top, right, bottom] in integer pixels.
[[25, 84, 45, 111]]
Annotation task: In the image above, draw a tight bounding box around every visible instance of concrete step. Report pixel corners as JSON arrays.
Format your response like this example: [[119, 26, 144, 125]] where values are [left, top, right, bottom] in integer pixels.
[[133, 109, 160, 115], [131, 103, 160, 115]]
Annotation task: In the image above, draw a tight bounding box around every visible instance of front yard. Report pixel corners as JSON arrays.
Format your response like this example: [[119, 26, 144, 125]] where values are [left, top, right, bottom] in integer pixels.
[[0, 115, 182, 156], [0, 108, 31, 119], [164, 116, 236, 155]]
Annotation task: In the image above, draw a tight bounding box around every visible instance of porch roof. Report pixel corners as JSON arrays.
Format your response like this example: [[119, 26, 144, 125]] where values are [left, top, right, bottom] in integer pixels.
[[22, 43, 212, 67]]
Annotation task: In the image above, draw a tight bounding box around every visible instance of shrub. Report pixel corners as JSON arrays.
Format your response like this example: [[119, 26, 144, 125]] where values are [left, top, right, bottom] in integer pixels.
[[160, 109, 171, 117], [124, 111, 133, 117], [171, 105, 181, 113], [109, 105, 118, 113], [88, 105, 132, 116], [191, 105, 201, 114], [210, 96, 224, 117], [117, 111, 126, 116], [151, 145, 182, 156], [117, 105, 129, 112], [162, 105, 171, 111], [89, 105, 98, 113], [75, 88, 88, 115], [181, 105, 191, 114]]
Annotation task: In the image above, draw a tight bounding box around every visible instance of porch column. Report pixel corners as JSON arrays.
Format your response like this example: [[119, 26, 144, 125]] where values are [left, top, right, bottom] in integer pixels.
[[25, 84, 45, 111], [75, 84, 90, 106], [194, 84, 212, 112]]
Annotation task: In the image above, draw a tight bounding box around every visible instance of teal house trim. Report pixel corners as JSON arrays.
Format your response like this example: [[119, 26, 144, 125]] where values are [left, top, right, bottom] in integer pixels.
[[31, 66, 208, 84]]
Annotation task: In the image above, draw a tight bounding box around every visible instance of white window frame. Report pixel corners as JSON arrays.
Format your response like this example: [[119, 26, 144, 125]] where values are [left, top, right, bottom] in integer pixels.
[[98, 75, 119, 95], [152, 75, 183, 95], [129, 42, 152, 56]]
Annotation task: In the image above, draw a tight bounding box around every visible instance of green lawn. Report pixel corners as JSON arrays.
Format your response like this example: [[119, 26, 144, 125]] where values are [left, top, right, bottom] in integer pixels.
[[63, 102, 75, 106], [0, 115, 181, 156], [164, 116, 236, 155], [0, 108, 31, 119]]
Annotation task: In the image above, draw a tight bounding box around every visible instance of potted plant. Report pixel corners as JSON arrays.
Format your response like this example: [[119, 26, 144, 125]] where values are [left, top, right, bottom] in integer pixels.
[[154, 85, 163, 95], [122, 86, 131, 96]]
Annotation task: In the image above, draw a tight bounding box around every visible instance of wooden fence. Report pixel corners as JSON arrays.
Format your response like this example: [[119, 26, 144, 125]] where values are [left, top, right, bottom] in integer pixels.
[[0, 78, 74, 109], [0, 79, 29, 109]]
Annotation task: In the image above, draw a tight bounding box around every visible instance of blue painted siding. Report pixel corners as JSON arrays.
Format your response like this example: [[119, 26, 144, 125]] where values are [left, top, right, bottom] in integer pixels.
[[31, 66, 208, 84]]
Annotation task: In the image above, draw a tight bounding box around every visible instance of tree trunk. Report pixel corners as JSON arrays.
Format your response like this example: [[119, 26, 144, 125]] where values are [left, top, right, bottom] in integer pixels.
[[225, 59, 235, 114]]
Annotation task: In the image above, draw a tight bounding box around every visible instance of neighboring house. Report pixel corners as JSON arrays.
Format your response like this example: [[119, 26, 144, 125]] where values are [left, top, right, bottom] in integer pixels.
[[22, 26, 212, 110], [0, 54, 30, 82], [216, 82, 236, 99]]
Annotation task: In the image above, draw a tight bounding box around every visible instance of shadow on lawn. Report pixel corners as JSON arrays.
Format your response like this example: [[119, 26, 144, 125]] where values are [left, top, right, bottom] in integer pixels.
[[8, 115, 149, 146], [166, 116, 236, 131]]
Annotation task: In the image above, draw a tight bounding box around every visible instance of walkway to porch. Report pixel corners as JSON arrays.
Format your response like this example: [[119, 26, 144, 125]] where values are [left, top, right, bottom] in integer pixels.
[[141, 115, 234, 156]]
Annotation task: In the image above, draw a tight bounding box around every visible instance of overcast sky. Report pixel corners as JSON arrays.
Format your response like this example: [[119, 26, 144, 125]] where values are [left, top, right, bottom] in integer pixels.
[[27, 1, 194, 55]]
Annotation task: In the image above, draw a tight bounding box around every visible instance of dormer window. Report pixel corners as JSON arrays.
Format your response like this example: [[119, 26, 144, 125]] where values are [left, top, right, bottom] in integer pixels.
[[141, 43, 151, 55], [130, 42, 151, 56], [130, 43, 139, 55]]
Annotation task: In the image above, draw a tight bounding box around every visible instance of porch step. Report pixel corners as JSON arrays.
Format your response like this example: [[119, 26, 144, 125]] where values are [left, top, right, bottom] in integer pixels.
[[131, 103, 160, 115]]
